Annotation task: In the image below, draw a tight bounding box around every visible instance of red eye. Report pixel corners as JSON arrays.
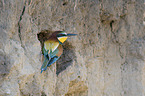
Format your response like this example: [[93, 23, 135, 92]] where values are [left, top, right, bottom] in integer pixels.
[[60, 34, 63, 36]]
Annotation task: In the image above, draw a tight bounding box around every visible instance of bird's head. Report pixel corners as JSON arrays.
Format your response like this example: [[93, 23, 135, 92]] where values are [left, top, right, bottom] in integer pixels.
[[55, 31, 77, 44]]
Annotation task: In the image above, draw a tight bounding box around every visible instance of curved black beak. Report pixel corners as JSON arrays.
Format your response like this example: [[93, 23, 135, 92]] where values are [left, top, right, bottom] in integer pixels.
[[67, 33, 77, 36]]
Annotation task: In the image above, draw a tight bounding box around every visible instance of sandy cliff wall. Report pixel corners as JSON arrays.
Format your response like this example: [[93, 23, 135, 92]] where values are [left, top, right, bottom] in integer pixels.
[[0, 0, 145, 96]]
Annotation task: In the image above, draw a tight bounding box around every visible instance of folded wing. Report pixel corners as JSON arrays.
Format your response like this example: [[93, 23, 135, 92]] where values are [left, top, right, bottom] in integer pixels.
[[41, 40, 61, 73]]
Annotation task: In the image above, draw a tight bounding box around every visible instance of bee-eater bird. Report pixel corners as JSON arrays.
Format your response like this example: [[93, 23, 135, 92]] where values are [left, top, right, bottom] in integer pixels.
[[41, 31, 77, 73]]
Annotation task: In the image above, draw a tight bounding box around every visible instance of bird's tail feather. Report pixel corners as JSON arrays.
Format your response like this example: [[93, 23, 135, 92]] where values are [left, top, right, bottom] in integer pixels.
[[41, 58, 49, 73]]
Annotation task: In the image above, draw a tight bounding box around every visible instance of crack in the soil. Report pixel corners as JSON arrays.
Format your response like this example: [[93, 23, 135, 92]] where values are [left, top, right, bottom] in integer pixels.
[[110, 20, 114, 32], [18, 6, 25, 48]]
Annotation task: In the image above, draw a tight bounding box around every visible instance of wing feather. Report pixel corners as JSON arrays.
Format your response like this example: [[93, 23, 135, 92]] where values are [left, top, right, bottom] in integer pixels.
[[41, 40, 62, 73], [43, 40, 59, 57]]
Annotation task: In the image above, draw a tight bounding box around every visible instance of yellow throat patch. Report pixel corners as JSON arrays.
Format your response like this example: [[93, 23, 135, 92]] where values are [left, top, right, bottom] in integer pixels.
[[58, 37, 68, 43]]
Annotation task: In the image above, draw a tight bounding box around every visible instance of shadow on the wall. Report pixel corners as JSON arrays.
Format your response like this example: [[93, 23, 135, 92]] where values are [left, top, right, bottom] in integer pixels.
[[56, 41, 76, 75], [37, 30, 76, 75], [0, 52, 11, 80]]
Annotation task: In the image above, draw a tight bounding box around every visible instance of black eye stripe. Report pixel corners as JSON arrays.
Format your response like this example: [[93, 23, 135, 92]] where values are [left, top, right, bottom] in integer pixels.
[[57, 34, 66, 37]]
